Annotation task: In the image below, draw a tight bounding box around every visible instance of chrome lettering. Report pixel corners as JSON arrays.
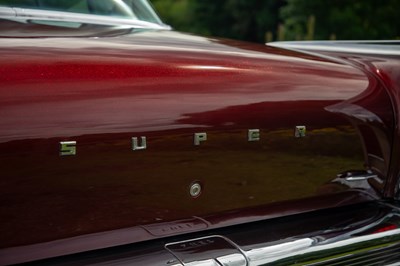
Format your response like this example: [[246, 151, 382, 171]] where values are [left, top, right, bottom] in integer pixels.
[[295, 126, 306, 138], [59, 141, 76, 156], [248, 129, 260, 141], [194, 132, 207, 146], [132, 136, 147, 150], [57, 127, 311, 155]]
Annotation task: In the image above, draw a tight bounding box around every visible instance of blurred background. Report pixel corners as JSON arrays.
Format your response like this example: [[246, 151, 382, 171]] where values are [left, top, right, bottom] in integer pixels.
[[152, 0, 400, 43]]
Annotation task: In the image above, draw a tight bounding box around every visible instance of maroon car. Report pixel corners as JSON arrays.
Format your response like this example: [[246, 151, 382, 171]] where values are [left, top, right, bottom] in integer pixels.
[[0, 1, 399, 265]]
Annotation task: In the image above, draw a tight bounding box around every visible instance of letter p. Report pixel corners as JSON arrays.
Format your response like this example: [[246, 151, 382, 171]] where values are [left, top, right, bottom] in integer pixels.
[[194, 132, 207, 146]]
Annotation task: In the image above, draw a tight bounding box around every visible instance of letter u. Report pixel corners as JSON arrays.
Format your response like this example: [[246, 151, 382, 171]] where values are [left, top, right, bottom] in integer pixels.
[[132, 136, 147, 151]]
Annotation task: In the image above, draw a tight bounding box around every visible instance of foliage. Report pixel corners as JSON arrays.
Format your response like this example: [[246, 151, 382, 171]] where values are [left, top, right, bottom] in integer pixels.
[[280, 0, 400, 40], [1, 0, 398, 42], [152, 0, 400, 42], [152, 0, 285, 43]]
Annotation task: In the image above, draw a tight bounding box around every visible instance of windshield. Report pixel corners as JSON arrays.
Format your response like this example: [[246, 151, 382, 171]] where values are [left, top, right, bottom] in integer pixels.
[[0, 0, 163, 25]]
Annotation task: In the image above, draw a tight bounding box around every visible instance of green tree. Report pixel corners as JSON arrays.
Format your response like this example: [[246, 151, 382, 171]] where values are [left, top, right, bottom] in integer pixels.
[[151, 0, 195, 32], [281, 0, 400, 40], [152, 0, 285, 43]]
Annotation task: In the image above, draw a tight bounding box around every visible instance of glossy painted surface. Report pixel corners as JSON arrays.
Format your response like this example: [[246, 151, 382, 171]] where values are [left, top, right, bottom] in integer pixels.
[[271, 43, 400, 199], [330, 53, 400, 199], [0, 28, 395, 262], [374, 56, 400, 199], [337, 53, 400, 199]]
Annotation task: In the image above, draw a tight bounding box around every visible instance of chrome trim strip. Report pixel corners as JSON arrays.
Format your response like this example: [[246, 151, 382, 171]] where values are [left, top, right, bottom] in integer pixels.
[[245, 228, 400, 265], [0, 6, 15, 16], [345, 174, 377, 181], [165, 235, 248, 266], [216, 253, 247, 266], [245, 238, 314, 264], [0, 7, 171, 30], [165, 227, 400, 265], [268, 41, 400, 56]]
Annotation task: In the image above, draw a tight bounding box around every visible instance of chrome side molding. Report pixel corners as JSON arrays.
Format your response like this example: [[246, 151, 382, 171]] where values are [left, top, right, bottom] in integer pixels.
[[337, 170, 378, 181], [165, 228, 400, 265], [165, 235, 248, 266]]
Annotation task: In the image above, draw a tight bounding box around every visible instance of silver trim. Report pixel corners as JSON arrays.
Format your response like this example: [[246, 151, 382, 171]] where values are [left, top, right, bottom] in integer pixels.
[[0, 7, 171, 30], [166, 235, 248, 266], [0, 6, 15, 16], [132, 136, 147, 151], [185, 260, 220, 266], [216, 254, 247, 266], [164, 217, 400, 265], [59, 141, 77, 156], [189, 183, 202, 198], [337, 170, 379, 181], [246, 229, 400, 265], [268, 40, 400, 56], [248, 129, 260, 142], [345, 174, 378, 181], [246, 238, 314, 265], [294, 125, 306, 138], [194, 133, 207, 146]]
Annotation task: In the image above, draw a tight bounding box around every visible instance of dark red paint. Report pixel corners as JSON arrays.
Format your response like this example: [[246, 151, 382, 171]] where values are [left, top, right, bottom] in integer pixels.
[[303, 49, 400, 198], [0, 29, 397, 264]]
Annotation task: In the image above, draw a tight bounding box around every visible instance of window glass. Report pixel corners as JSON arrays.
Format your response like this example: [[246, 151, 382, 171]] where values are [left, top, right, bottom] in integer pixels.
[[0, 0, 162, 25]]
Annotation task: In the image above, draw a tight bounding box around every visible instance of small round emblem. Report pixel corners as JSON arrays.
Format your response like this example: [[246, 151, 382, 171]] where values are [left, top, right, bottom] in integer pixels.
[[189, 182, 202, 198]]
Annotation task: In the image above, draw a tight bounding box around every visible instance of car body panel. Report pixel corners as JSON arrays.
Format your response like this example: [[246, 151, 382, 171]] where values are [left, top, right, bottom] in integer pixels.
[[0, 12, 399, 266], [269, 40, 400, 198]]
